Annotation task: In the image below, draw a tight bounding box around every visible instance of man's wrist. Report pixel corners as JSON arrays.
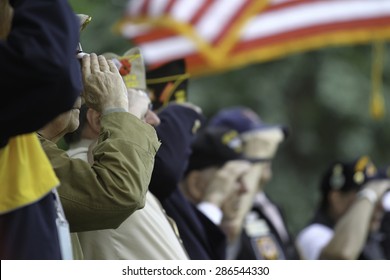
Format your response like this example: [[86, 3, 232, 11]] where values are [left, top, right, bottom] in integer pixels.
[[102, 107, 128, 115]]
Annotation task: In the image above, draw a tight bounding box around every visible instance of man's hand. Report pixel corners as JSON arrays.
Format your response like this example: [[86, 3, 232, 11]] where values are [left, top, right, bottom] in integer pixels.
[[203, 160, 251, 208], [82, 54, 128, 113], [127, 89, 150, 120], [363, 179, 390, 201]]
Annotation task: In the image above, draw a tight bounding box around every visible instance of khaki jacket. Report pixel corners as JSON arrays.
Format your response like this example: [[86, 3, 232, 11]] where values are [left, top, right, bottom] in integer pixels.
[[78, 192, 189, 260], [40, 112, 160, 232]]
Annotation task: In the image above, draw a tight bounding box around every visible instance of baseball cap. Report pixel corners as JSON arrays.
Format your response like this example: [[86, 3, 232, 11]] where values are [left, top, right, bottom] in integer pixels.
[[77, 14, 92, 32], [186, 126, 263, 174], [320, 156, 378, 194], [103, 47, 146, 90], [146, 59, 189, 111], [208, 106, 289, 139], [372, 165, 390, 180], [76, 14, 92, 57]]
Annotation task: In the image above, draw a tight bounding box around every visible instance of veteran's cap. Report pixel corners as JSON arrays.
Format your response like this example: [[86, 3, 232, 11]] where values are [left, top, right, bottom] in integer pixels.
[[320, 156, 378, 194], [76, 14, 92, 56], [103, 47, 146, 90], [186, 126, 263, 174], [208, 106, 289, 139], [77, 14, 92, 31], [146, 59, 189, 111]]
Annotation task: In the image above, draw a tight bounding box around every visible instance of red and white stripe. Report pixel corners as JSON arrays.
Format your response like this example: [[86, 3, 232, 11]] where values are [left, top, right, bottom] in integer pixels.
[[119, 0, 390, 74], [241, 1, 390, 41]]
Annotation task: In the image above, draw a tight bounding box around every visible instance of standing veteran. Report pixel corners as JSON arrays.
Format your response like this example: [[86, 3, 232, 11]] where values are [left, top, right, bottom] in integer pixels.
[[39, 53, 160, 232], [0, 0, 82, 259]]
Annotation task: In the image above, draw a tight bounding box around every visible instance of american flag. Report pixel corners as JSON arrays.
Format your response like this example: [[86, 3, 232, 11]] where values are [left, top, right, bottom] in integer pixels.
[[117, 0, 390, 76]]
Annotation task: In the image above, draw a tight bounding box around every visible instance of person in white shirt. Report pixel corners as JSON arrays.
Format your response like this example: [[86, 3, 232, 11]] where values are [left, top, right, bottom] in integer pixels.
[[296, 156, 390, 259]]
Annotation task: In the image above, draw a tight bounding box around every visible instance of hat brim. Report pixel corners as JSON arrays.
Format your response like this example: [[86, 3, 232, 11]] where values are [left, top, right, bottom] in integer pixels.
[[247, 124, 290, 140]]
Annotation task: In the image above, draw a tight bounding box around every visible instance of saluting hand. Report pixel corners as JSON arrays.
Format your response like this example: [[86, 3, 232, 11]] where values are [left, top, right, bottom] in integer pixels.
[[81, 53, 128, 113]]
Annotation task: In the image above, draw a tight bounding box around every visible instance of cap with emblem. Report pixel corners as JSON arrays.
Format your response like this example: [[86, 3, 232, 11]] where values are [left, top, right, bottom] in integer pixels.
[[103, 47, 146, 90], [208, 106, 289, 139], [77, 14, 92, 31], [186, 126, 259, 174], [320, 156, 378, 195], [76, 14, 92, 57], [146, 59, 189, 111]]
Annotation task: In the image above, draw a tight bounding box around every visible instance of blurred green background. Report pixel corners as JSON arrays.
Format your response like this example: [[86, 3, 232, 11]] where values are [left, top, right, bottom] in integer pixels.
[[69, 0, 390, 236]]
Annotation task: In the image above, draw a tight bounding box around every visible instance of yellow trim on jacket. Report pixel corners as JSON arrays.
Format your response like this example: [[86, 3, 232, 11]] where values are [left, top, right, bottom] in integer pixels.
[[0, 133, 59, 214]]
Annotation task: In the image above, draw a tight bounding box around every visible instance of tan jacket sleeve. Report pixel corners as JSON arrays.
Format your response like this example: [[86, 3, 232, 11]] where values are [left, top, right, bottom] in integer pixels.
[[40, 112, 160, 232]]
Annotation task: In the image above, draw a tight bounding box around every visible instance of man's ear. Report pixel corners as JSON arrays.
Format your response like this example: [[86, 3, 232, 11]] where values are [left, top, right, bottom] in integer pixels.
[[86, 108, 101, 135], [328, 190, 345, 214], [186, 170, 205, 204], [328, 190, 339, 205]]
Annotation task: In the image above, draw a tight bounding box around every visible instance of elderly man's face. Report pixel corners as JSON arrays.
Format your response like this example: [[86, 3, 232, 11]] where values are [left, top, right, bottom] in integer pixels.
[[127, 88, 161, 126], [62, 97, 82, 134], [48, 97, 82, 139]]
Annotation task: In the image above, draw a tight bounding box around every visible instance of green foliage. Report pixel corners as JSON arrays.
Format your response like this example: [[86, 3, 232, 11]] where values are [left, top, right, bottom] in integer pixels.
[[69, 0, 132, 54]]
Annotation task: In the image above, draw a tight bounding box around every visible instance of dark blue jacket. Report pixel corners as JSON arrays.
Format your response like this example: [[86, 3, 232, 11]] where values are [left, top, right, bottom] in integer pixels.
[[237, 195, 298, 260], [150, 104, 227, 259], [149, 104, 201, 199], [380, 211, 390, 259], [163, 189, 227, 259], [0, 0, 82, 147], [0, 193, 62, 259], [0, 0, 81, 259]]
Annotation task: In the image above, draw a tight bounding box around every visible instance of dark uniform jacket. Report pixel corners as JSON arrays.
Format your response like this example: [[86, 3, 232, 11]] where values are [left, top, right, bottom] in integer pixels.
[[163, 189, 226, 259], [237, 194, 298, 260], [149, 104, 227, 259], [0, 0, 81, 259], [380, 211, 390, 259]]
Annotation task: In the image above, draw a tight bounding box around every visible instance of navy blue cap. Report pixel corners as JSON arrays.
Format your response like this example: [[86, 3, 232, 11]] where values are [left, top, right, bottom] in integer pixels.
[[372, 166, 390, 180], [186, 126, 262, 173], [146, 59, 189, 111], [321, 156, 378, 194], [208, 106, 288, 138]]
